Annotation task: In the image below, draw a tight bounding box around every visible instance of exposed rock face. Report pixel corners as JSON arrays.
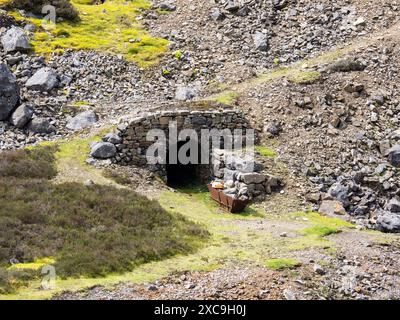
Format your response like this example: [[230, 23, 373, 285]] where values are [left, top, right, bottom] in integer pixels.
[[10, 104, 33, 128], [66, 110, 98, 131], [90, 142, 117, 159], [27, 118, 56, 134], [1, 26, 30, 53], [25, 67, 59, 92], [0, 63, 20, 121]]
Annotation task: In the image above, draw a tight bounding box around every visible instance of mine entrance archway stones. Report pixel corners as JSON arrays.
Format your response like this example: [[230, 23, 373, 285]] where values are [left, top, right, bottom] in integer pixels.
[[108, 109, 252, 181], [92, 108, 282, 200]]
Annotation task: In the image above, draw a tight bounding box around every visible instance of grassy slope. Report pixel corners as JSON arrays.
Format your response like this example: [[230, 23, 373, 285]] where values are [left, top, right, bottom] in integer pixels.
[[0, 142, 208, 296], [3, 0, 168, 67]]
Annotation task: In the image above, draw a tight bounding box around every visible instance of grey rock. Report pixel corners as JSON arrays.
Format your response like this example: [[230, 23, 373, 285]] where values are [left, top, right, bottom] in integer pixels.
[[253, 31, 268, 52], [1, 26, 30, 53], [159, 3, 176, 11], [175, 86, 197, 101], [328, 182, 350, 207], [239, 173, 266, 184], [387, 197, 400, 213], [24, 24, 36, 32], [25, 67, 59, 92], [210, 8, 225, 21], [387, 145, 400, 167], [223, 168, 239, 181], [313, 264, 326, 275], [0, 63, 19, 120], [90, 142, 117, 159], [328, 58, 365, 72], [226, 154, 255, 173], [377, 212, 400, 233], [66, 110, 98, 131], [10, 104, 33, 128], [103, 132, 122, 144], [27, 118, 56, 134]]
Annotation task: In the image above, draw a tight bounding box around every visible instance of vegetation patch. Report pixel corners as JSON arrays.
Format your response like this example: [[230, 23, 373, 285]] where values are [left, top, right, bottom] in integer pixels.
[[265, 258, 301, 271], [255, 146, 277, 158], [288, 70, 321, 85], [211, 91, 239, 105], [4, 0, 168, 67], [301, 225, 341, 237], [0, 146, 208, 294]]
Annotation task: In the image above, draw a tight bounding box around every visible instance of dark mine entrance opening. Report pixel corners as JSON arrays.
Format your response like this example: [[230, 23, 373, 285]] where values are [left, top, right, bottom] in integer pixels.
[[166, 140, 207, 188]]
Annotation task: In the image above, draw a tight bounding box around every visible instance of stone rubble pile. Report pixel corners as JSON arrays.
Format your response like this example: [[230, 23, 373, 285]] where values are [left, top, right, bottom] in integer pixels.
[[212, 148, 283, 201]]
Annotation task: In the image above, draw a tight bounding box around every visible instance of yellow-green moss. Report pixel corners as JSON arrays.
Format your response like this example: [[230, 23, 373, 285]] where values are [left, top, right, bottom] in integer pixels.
[[211, 91, 239, 105], [8, 258, 55, 271], [7, 0, 169, 68], [255, 146, 277, 158], [288, 70, 321, 85], [265, 258, 300, 271]]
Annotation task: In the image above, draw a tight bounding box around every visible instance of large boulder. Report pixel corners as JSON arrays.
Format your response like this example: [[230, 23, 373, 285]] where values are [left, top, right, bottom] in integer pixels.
[[10, 104, 33, 128], [387, 145, 400, 167], [377, 212, 400, 233], [27, 118, 56, 134], [175, 86, 197, 101], [0, 63, 20, 120], [90, 142, 117, 159], [25, 67, 59, 92], [66, 110, 98, 131], [1, 26, 30, 53]]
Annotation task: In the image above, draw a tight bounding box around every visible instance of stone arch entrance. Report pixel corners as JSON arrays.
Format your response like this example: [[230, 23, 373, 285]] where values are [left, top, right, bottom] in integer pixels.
[[104, 108, 252, 185]]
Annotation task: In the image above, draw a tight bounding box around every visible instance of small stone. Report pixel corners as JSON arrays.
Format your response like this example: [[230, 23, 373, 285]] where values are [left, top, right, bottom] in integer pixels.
[[313, 264, 326, 275]]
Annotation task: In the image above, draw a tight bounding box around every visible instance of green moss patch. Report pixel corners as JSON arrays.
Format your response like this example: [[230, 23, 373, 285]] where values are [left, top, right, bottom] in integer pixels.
[[255, 146, 277, 158], [288, 70, 321, 85], [6, 0, 169, 67], [265, 258, 301, 271]]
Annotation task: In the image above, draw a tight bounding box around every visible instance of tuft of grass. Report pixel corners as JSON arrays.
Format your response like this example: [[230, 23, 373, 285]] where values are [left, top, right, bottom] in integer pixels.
[[301, 226, 341, 237], [5, 0, 169, 68], [265, 258, 301, 271], [173, 50, 183, 60], [211, 91, 239, 105], [288, 70, 321, 85], [255, 146, 277, 158], [102, 169, 132, 186]]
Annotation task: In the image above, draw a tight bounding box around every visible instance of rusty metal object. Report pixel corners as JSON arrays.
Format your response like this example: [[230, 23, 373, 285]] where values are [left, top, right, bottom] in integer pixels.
[[207, 184, 250, 213]]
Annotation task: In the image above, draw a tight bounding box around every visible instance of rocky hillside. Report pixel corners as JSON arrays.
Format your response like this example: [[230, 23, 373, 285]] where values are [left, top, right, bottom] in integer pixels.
[[1, 0, 400, 300]]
